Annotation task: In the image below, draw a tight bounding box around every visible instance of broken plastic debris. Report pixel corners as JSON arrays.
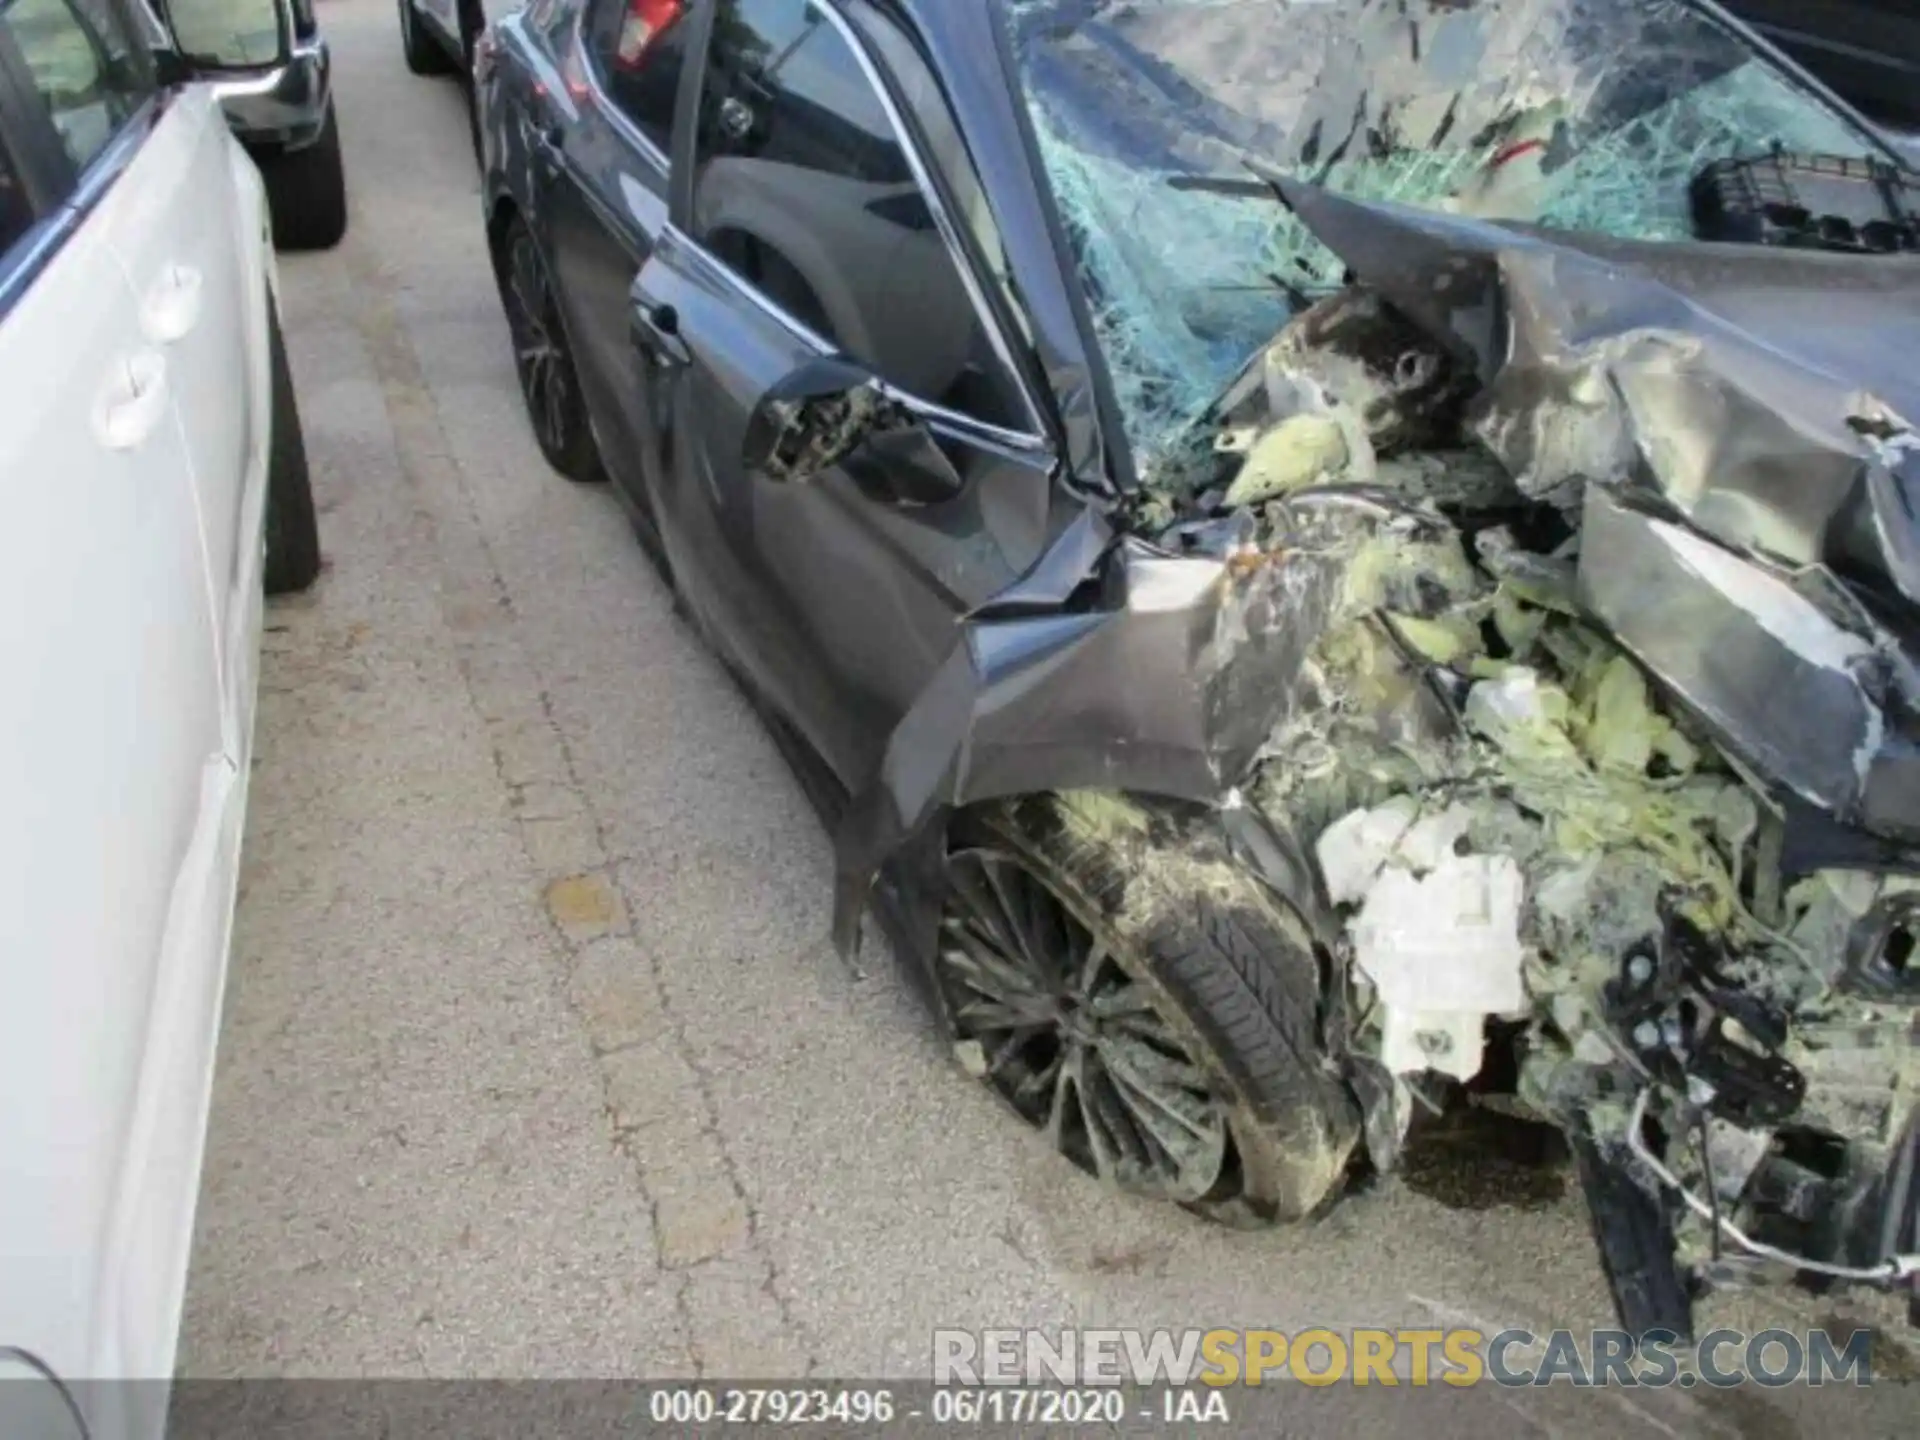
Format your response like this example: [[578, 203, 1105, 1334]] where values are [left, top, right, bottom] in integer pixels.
[[1317, 797, 1420, 907], [1380, 1009, 1490, 1085], [1221, 413, 1350, 507], [1399, 807, 1476, 874], [1316, 798, 1472, 905], [1358, 858, 1526, 1085], [1315, 798, 1523, 1082], [1350, 854, 1528, 1017]]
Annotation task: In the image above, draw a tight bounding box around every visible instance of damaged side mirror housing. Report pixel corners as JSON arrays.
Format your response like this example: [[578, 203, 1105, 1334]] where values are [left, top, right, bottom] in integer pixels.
[[742, 356, 963, 503]]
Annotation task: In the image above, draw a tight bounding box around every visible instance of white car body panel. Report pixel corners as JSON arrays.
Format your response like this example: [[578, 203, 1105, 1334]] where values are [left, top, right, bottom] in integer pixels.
[[104, 86, 275, 746], [0, 80, 276, 1433]]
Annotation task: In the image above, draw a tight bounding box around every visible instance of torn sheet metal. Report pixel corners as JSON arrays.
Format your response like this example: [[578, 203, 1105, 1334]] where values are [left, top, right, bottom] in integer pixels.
[[1578, 486, 1920, 840], [1264, 175, 1920, 846], [1268, 176, 1920, 579], [834, 512, 1380, 951]]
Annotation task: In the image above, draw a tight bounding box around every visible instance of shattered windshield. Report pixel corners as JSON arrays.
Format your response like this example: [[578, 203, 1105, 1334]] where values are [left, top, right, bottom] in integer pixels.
[[1004, 0, 1887, 481]]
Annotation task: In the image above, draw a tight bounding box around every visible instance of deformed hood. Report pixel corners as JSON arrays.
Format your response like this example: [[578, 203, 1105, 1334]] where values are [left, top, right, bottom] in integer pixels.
[[1269, 175, 1920, 843]]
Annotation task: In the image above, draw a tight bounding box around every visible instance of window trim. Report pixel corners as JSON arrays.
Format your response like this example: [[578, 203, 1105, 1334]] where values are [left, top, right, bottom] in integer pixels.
[[0, 0, 163, 319], [0, 89, 163, 316], [846, 5, 1044, 365], [682, 0, 1050, 449], [662, 216, 1048, 458], [0, 0, 162, 179], [985, 0, 1139, 496], [0, 199, 67, 321]]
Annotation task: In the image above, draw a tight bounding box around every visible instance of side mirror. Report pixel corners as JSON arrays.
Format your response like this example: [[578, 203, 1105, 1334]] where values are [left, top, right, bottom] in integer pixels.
[[153, 0, 292, 71], [742, 356, 963, 503]]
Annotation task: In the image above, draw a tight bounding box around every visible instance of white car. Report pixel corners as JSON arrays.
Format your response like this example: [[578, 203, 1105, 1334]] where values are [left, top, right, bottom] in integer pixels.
[[0, 0, 320, 1429]]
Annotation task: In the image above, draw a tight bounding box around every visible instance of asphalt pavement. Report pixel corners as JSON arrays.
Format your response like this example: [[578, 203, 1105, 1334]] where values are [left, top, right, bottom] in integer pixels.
[[177, 3, 1915, 1430]]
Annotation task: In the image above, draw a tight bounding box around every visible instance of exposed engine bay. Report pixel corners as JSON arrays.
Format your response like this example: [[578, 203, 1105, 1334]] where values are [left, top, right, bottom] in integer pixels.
[[1125, 184, 1920, 1336]]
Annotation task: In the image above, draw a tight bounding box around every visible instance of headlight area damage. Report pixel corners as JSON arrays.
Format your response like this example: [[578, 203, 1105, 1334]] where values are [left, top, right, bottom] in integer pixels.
[[834, 183, 1920, 1335]]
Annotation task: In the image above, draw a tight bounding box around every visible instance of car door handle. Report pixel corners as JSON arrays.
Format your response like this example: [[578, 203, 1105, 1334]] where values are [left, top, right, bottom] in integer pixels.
[[95, 351, 170, 450], [631, 301, 690, 367], [141, 263, 204, 343]]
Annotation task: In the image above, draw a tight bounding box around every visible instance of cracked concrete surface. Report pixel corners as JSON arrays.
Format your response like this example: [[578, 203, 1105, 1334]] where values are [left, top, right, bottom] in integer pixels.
[[177, 2, 1915, 1429]]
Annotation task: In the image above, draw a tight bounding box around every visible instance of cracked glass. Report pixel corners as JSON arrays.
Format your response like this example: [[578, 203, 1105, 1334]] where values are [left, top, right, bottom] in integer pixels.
[[1002, 0, 1886, 483]]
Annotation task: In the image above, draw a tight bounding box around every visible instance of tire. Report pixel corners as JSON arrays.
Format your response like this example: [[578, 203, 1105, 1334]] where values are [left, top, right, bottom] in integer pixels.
[[938, 796, 1362, 1225], [399, 0, 454, 75], [259, 102, 347, 252], [264, 301, 322, 596], [460, 3, 483, 167], [496, 215, 605, 483]]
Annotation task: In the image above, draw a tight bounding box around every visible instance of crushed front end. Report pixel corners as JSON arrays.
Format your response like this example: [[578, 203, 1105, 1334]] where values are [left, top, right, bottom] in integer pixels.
[[970, 0, 1920, 1336], [1126, 194, 1920, 1334]]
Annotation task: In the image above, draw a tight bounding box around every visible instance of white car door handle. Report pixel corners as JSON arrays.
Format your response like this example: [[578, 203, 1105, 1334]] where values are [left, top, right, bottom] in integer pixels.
[[95, 351, 170, 450], [141, 263, 204, 343]]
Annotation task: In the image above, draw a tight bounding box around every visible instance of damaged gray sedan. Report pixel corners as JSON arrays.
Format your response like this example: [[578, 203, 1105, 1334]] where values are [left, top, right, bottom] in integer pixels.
[[479, 0, 1920, 1336]]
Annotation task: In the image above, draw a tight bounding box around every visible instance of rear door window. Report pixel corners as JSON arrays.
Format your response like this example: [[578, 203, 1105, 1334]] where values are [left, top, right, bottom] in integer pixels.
[[583, 0, 692, 154], [0, 0, 154, 172]]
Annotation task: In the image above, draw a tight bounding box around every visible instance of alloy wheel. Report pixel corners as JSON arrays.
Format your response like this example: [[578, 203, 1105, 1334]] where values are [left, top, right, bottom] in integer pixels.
[[503, 231, 572, 459], [938, 847, 1229, 1202]]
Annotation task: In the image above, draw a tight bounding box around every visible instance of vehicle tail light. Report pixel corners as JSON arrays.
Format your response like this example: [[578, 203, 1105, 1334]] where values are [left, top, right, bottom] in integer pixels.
[[615, 0, 685, 71]]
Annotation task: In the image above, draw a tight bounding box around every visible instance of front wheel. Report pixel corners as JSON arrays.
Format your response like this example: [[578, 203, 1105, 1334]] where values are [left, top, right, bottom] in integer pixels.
[[258, 102, 348, 252], [938, 797, 1362, 1224]]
